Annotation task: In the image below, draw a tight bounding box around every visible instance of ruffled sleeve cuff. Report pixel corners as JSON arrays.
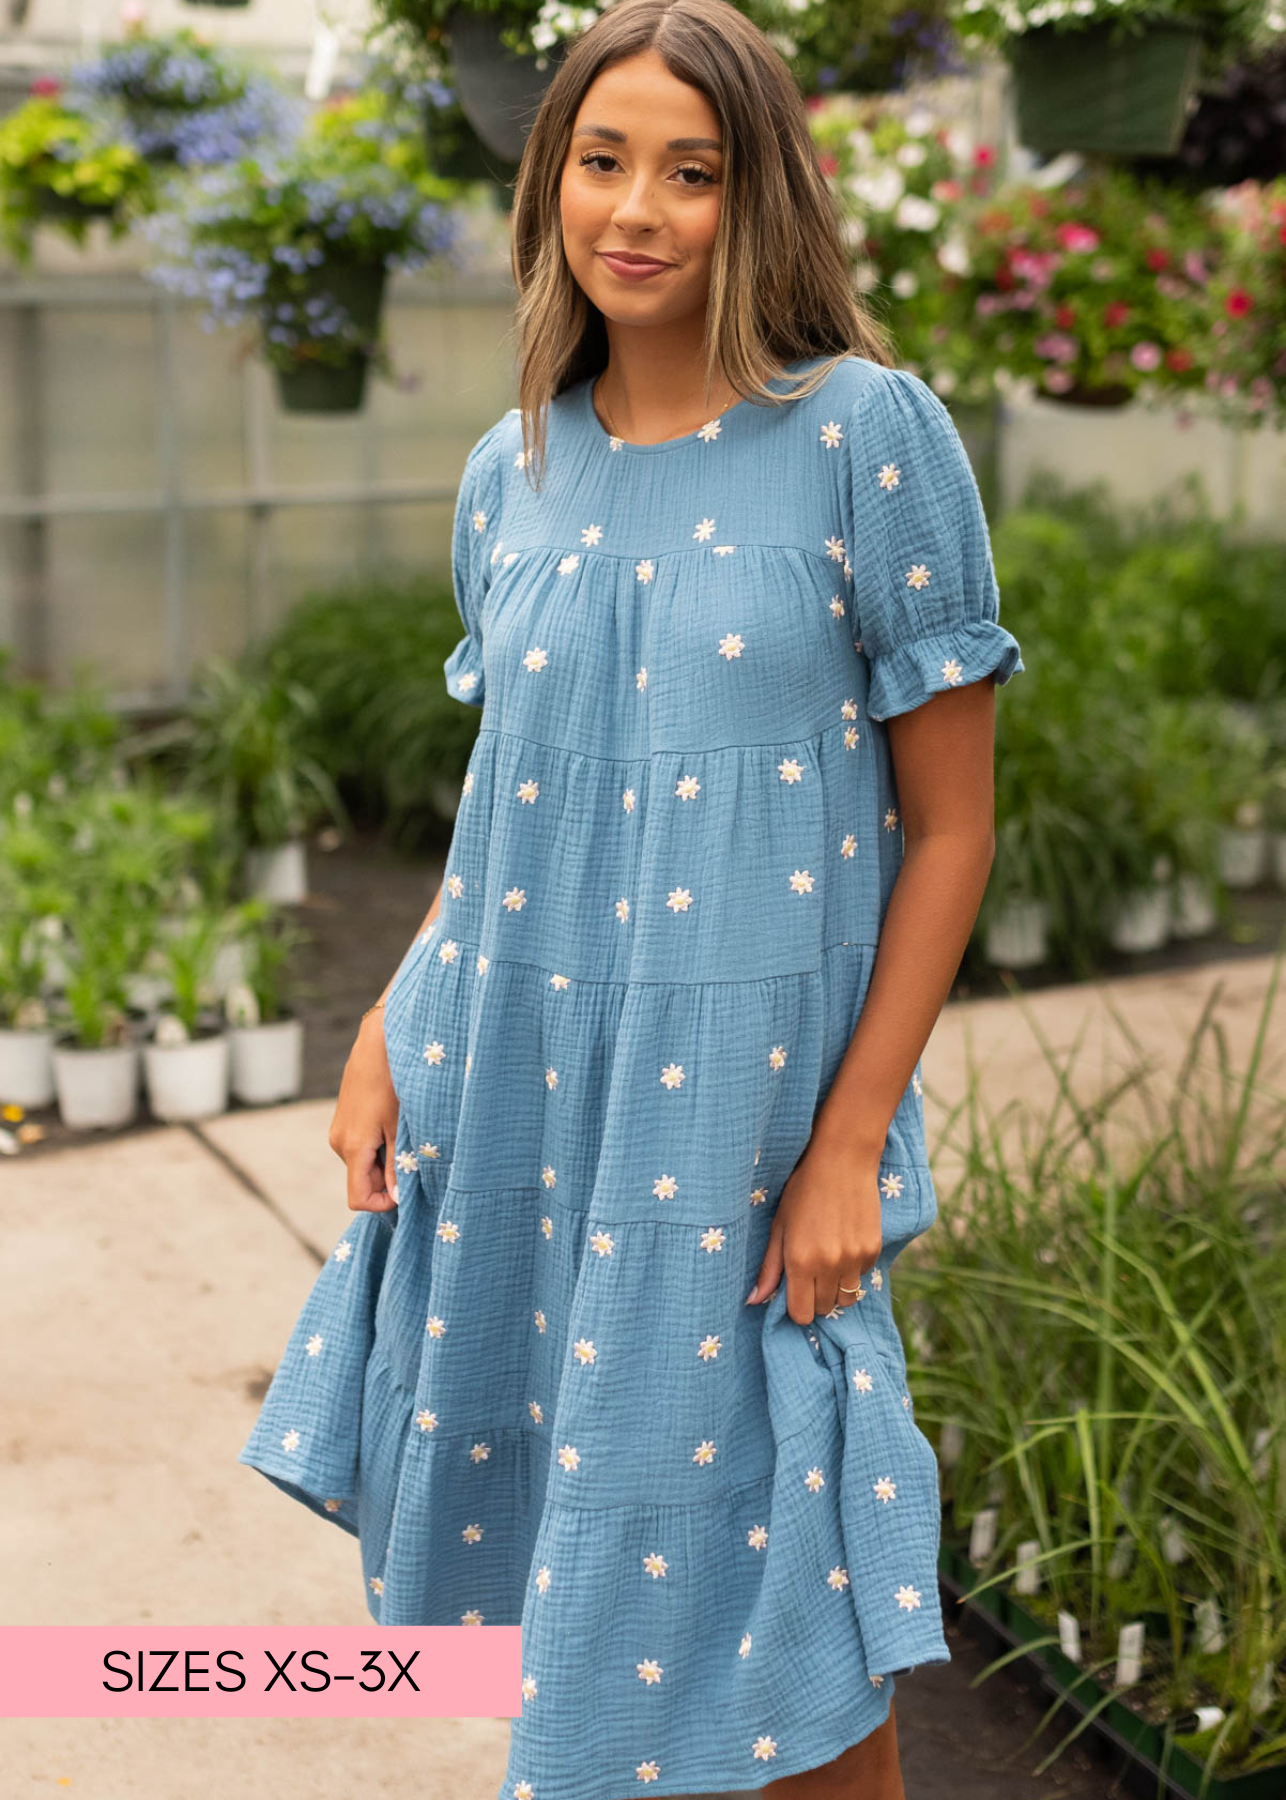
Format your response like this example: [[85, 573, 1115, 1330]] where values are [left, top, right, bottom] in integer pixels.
[[443, 634, 486, 709], [864, 619, 1025, 724]]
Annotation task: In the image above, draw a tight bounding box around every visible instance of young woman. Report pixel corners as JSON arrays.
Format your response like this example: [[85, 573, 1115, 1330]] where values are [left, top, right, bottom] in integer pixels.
[[238, 2, 1025, 1796]]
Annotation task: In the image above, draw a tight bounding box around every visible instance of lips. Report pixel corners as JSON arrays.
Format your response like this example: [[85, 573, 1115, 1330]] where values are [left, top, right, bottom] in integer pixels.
[[598, 251, 671, 269]]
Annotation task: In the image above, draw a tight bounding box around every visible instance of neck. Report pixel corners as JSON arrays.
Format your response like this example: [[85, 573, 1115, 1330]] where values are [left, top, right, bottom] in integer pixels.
[[593, 326, 737, 439]]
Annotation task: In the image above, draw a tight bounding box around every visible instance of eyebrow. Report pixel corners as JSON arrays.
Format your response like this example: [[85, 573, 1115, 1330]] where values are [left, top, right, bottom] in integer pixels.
[[572, 122, 723, 152]]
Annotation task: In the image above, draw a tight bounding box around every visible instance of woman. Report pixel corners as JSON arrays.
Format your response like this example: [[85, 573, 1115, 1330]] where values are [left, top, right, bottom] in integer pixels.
[[238, 2, 1025, 1796]]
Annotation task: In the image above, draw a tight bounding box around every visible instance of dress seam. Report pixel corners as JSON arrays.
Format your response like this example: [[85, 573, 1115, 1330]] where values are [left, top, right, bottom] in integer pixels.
[[467, 716, 873, 763]]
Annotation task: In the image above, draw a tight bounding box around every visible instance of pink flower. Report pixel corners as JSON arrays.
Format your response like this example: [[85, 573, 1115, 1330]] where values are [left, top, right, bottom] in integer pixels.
[[1182, 250, 1208, 285], [1034, 331, 1079, 365], [1043, 368, 1075, 394], [1225, 288, 1253, 318], [1010, 248, 1061, 287], [30, 75, 62, 97], [1220, 376, 1240, 398], [1129, 341, 1162, 371], [1055, 222, 1100, 253]]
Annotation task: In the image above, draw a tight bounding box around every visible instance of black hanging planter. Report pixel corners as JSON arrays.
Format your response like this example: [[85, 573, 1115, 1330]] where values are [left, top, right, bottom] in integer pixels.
[[36, 190, 119, 227], [445, 5, 570, 162], [271, 260, 389, 416], [1009, 19, 1205, 157]]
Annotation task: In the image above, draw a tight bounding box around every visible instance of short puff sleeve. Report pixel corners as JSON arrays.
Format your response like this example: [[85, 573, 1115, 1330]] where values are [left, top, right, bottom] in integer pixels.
[[847, 366, 1024, 722], [442, 420, 506, 709]]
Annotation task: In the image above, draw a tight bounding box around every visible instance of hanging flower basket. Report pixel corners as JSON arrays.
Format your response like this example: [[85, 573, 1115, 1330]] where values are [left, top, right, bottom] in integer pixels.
[[1043, 379, 1135, 407], [35, 189, 120, 227], [1009, 20, 1205, 158], [445, 5, 569, 162], [272, 260, 389, 415]]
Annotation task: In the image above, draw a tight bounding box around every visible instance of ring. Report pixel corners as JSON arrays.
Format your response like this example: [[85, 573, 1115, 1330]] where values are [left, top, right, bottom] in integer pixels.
[[838, 1281, 863, 1293]]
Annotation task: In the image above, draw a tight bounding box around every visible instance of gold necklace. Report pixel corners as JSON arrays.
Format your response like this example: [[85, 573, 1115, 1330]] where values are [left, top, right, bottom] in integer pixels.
[[594, 374, 740, 443]]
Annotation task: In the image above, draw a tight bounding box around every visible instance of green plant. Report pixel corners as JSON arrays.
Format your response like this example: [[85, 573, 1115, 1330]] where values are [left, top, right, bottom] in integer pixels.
[[223, 897, 313, 1024], [153, 904, 238, 1037], [0, 87, 154, 262], [59, 897, 156, 1050]]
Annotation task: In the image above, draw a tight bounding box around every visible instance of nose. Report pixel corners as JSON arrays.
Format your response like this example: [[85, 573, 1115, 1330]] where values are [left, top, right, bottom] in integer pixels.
[[609, 170, 668, 233]]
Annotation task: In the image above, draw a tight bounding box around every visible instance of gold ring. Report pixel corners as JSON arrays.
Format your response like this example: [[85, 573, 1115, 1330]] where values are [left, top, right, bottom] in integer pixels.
[[838, 1281, 862, 1293]]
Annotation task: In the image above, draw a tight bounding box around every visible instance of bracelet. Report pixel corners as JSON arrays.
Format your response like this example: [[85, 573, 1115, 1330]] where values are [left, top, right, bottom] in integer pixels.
[[361, 1001, 386, 1024]]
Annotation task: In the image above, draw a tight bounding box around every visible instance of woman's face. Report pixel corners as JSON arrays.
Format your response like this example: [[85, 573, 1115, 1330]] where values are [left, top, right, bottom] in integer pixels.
[[559, 47, 724, 331]]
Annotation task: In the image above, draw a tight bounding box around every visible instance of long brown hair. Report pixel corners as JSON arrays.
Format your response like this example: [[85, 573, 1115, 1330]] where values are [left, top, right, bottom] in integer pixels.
[[506, 0, 896, 489]]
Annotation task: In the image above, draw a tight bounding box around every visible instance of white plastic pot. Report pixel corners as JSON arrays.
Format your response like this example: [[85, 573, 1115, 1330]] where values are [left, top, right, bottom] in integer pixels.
[[245, 839, 308, 905], [983, 896, 1049, 969], [229, 1015, 304, 1105], [1218, 825, 1268, 889], [52, 1039, 140, 1129], [1169, 872, 1218, 938], [0, 1025, 57, 1109], [1108, 885, 1170, 953], [142, 1030, 230, 1122]]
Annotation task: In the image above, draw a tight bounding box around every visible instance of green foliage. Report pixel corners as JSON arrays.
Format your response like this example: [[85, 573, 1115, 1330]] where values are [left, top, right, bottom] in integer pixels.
[[0, 93, 154, 262]]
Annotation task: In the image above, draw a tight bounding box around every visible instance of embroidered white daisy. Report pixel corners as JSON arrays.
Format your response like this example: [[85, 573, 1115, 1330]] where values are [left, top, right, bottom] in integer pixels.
[[462, 1523, 483, 1544], [539, 1217, 554, 1243], [853, 1366, 874, 1394], [768, 1044, 787, 1070], [609, 435, 624, 452], [472, 509, 487, 533], [426, 1314, 446, 1337], [623, 787, 636, 811], [712, 544, 736, 556], [942, 657, 964, 686], [534, 1309, 547, 1333], [879, 462, 901, 489], [535, 1565, 551, 1592], [896, 1584, 923, 1611], [333, 1239, 353, 1262], [841, 697, 858, 719], [739, 1631, 752, 1657], [874, 1475, 897, 1503], [529, 1400, 544, 1423], [718, 633, 745, 660], [503, 887, 527, 911], [636, 558, 654, 583], [666, 887, 694, 912], [513, 447, 529, 469], [395, 1150, 419, 1174], [884, 806, 900, 831], [281, 1428, 301, 1452], [541, 1165, 556, 1188], [545, 1066, 558, 1090], [470, 1441, 491, 1463], [590, 1229, 615, 1256], [843, 556, 853, 580], [653, 1173, 679, 1201], [581, 523, 603, 546], [675, 774, 701, 800], [615, 897, 630, 924], [880, 1171, 905, 1199], [752, 1736, 778, 1762], [437, 1219, 460, 1243], [521, 1675, 537, 1700], [636, 667, 648, 690], [693, 1440, 717, 1465], [461, 1609, 484, 1626], [748, 1523, 768, 1550], [416, 1409, 439, 1432], [522, 647, 548, 673], [462, 770, 475, 796], [697, 417, 723, 441], [805, 1466, 825, 1492], [637, 1658, 663, 1684], [912, 1069, 922, 1097], [825, 534, 846, 562], [323, 1498, 342, 1512], [517, 779, 539, 804], [698, 1334, 721, 1360], [903, 1393, 911, 1410], [820, 420, 844, 447], [370, 1574, 384, 1594], [789, 869, 815, 894], [660, 1062, 685, 1089], [455, 672, 479, 696], [828, 1566, 851, 1591], [844, 725, 859, 750], [643, 1552, 669, 1578], [573, 1337, 597, 1365], [502, 550, 519, 567], [636, 1761, 660, 1783], [870, 1266, 884, 1289], [870, 1672, 886, 1688], [305, 1333, 323, 1356], [438, 939, 462, 966], [558, 552, 580, 575], [841, 834, 857, 858], [550, 973, 571, 990], [905, 563, 931, 589], [750, 1186, 767, 1206], [700, 1227, 726, 1253], [778, 757, 804, 784], [829, 595, 845, 618], [446, 872, 464, 898], [693, 517, 716, 542]]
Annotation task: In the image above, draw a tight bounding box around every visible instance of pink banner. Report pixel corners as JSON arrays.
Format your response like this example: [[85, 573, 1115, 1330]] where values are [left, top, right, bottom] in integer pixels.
[[0, 1626, 523, 1718]]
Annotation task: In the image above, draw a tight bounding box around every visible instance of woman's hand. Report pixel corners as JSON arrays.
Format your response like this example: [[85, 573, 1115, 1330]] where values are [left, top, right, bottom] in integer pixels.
[[745, 1139, 884, 1325], [328, 1010, 400, 1215]]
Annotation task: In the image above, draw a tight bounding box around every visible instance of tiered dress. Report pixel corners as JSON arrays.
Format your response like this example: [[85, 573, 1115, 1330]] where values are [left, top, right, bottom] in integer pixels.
[[237, 351, 1025, 1800]]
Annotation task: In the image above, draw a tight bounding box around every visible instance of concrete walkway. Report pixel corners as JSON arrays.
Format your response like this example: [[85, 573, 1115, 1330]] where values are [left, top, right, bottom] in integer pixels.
[[2, 951, 1283, 1798]]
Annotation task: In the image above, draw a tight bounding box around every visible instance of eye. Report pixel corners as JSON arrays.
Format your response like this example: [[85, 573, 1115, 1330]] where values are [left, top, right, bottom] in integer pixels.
[[577, 150, 716, 187]]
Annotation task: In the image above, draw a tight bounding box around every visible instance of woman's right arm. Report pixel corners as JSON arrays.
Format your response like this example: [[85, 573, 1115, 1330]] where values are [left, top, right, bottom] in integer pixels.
[[327, 879, 443, 1214]]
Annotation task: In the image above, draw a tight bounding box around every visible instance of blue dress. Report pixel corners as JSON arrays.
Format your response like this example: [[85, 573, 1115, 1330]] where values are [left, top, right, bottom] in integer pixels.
[[237, 352, 1025, 1800]]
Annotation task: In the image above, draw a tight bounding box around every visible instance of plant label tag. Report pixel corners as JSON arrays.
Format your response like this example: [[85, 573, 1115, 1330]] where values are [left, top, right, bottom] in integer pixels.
[[1057, 1610, 1081, 1664], [1116, 1621, 1144, 1685], [1160, 1516, 1188, 1564], [969, 1506, 997, 1564], [1014, 1540, 1041, 1595], [938, 1420, 964, 1466], [1193, 1597, 1225, 1655]]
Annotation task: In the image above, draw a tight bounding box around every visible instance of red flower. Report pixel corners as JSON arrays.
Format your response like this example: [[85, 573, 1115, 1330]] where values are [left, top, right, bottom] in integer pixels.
[[974, 145, 996, 167], [1055, 304, 1076, 329], [1104, 300, 1131, 329], [1279, 222, 1286, 247], [1145, 248, 1169, 271], [1056, 222, 1101, 252], [1225, 288, 1253, 317], [817, 153, 839, 177], [1165, 347, 1194, 373], [994, 261, 1016, 292], [30, 75, 62, 97]]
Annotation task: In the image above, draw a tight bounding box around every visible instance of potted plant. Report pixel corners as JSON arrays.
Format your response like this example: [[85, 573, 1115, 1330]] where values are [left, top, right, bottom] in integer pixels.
[[0, 872, 72, 1110], [141, 905, 235, 1122], [223, 900, 312, 1105], [0, 85, 154, 262], [1201, 176, 1286, 429], [143, 88, 466, 412], [69, 24, 295, 168], [1210, 706, 1274, 887], [757, 0, 969, 96], [50, 902, 155, 1130]]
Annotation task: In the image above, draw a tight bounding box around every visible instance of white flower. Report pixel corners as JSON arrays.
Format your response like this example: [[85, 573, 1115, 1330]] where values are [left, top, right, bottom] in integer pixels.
[[580, 523, 603, 546], [717, 633, 744, 659], [824, 534, 845, 562], [692, 1439, 717, 1464], [644, 1551, 669, 1577], [931, 369, 958, 398], [752, 1735, 778, 1761], [850, 166, 905, 212], [693, 517, 716, 542], [904, 107, 936, 136], [637, 1657, 663, 1683], [891, 269, 919, 299], [557, 552, 580, 575], [522, 647, 548, 673], [937, 235, 972, 277], [874, 1475, 897, 1503], [697, 418, 722, 441], [819, 420, 844, 448], [895, 194, 941, 233], [653, 1173, 678, 1200], [636, 558, 654, 583], [896, 141, 927, 168], [747, 1523, 768, 1549], [895, 1583, 923, 1611], [905, 563, 931, 589]]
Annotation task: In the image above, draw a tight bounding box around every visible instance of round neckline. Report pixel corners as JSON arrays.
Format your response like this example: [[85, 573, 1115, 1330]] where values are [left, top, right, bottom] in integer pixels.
[[578, 361, 806, 456]]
